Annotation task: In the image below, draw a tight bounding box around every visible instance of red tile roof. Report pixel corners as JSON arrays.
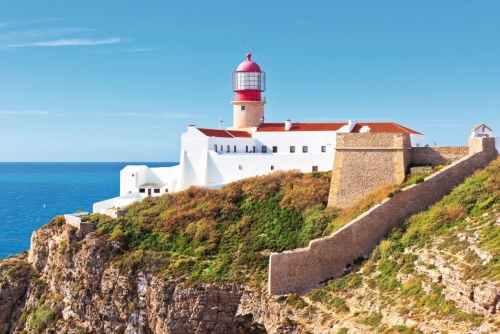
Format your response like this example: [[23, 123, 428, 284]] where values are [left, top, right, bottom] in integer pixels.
[[198, 122, 422, 136], [351, 122, 422, 135], [227, 130, 252, 138], [197, 128, 252, 138], [256, 122, 345, 132]]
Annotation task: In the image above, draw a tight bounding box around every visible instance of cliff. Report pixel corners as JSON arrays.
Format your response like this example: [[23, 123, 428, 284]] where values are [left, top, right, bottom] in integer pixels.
[[1, 221, 275, 333], [2, 161, 500, 333], [1, 171, 334, 334]]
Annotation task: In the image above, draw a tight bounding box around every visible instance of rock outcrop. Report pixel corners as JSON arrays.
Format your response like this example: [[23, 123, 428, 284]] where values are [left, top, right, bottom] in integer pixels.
[[1, 223, 276, 334]]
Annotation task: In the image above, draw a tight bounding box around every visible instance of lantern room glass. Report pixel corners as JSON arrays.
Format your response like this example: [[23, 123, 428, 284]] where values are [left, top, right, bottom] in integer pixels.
[[232, 72, 266, 91]]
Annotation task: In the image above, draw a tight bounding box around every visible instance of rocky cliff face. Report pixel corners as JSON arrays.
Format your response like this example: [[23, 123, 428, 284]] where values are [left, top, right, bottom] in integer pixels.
[[4, 215, 499, 334], [3, 175, 500, 333], [0, 221, 291, 334]]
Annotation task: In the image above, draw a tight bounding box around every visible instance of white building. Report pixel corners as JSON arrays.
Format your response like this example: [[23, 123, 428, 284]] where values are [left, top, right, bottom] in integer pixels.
[[470, 123, 499, 152], [93, 54, 425, 213]]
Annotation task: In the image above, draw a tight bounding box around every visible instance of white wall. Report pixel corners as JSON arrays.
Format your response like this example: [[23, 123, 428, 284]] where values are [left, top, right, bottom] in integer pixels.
[[253, 131, 337, 155], [120, 165, 180, 196], [93, 193, 144, 213], [204, 151, 335, 188], [207, 137, 256, 153], [471, 126, 493, 138], [120, 165, 148, 196]]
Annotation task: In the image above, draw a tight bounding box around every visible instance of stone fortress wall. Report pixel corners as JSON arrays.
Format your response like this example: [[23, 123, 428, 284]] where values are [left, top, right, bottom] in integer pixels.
[[411, 146, 469, 165], [268, 137, 498, 295], [327, 133, 412, 208], [328, 133, 469, 209]]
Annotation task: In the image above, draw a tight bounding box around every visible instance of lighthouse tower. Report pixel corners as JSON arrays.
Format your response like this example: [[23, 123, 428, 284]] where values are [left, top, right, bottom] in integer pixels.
[[231, 53, 266, 129]]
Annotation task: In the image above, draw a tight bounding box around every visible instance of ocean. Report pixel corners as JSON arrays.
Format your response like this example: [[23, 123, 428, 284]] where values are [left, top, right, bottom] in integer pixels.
[[0, 162, 176, 259]]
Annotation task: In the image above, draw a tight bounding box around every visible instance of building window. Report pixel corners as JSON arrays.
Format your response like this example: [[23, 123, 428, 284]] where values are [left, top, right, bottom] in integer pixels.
[[214, 145, 217, 152], [239, 165, 242, 170], [220, 145, 223, 151], [246, 146, 249, 153], [165, 189, 169, 193], [139, 188, 145, 193], [312, 166, 318, 172], [290, 146, 295, 153], [131, 174, 134, 177], [271, 165, 274, 170], [272, 146, 278, 153], [253, 146, 255, 153], [321, 146, 326, 153], [262, 146, 267, 153], [227, 145, 230, 153], [154, 189, 160, 193], [303, 146, 308, 153], [241, 106, 246, 111], [234, 145, 236, 152]]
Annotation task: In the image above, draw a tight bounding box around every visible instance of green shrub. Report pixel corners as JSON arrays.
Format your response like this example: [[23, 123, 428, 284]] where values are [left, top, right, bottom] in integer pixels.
[[361, 312, 383, 327], [286, 293, 308, 309], [281, 317, 297, 327], [28, 304, 56, 331]]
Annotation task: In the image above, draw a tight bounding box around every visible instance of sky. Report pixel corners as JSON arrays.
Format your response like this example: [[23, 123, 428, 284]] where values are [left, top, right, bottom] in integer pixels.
[[1, 1, 499, 162]]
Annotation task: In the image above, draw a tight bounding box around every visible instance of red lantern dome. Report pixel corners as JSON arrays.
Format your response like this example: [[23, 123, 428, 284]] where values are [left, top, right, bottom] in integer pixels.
[[232, 53, 266, 101]]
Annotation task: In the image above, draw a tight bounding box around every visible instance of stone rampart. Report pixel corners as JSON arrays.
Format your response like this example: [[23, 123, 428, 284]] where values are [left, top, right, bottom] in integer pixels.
[[410, 146, 468, 165], [64, 214, 95, 237], [268, 138, 497, 295], [328, 133, 411, 208]]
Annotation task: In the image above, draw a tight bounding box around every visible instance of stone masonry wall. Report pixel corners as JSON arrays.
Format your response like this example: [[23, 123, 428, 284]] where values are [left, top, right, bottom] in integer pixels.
[[268, 138, 498, 295], [410, 146, 469, 165], [328, 133, 411, 208], [330, 150, 397, 207], [232, 101, 265, 128], [64, 215, 96, 237]]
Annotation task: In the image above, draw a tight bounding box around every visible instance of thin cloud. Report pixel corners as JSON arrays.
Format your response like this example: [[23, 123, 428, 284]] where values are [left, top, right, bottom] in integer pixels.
[[0, 111, 49, 115], [0, 19, 65, 29], [123, 112, 201, 119], [87, 47, 154, 54], [1, 38, 122, 48], [428, 119, 462, 123], [430, 123, 468, 128], [126, 47, 154, 52], [0, 27, 95, 40], [148, 125, 186, 129]]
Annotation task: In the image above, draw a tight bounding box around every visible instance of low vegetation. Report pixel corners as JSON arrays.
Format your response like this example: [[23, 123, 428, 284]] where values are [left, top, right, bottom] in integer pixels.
[[305, 158, 500, 330], [78, 161, 455, 287], [82, 171, 338, 284]]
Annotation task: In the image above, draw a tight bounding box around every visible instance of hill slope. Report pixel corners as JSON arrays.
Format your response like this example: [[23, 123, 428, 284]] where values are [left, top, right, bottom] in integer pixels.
[[1, 160, 500, 333]]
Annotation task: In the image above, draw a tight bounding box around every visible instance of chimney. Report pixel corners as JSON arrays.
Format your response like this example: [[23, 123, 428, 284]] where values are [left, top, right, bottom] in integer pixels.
[[347, 119, 356, 132], [360, 125, 370, 133], [285, 119, 292, 131]]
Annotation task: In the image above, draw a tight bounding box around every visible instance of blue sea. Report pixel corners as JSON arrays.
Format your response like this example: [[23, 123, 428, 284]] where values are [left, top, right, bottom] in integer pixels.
[[0, 162, 176, 259]]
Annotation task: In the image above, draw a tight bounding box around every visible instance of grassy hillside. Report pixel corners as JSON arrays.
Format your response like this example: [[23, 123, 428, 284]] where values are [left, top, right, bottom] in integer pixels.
[[286, 158, 500, 332], [80, 165, 444, 287], [83, 171, 339, 285]]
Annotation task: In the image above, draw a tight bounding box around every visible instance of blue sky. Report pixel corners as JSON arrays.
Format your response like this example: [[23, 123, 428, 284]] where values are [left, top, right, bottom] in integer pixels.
[[1, 1, 499, 162]]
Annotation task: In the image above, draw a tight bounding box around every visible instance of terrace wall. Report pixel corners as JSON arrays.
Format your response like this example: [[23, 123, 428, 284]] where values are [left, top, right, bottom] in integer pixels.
[[269, 137, 497, 295]]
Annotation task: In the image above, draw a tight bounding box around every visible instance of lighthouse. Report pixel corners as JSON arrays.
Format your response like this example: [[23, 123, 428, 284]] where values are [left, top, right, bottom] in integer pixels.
[[231, 53, 266, 129]]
